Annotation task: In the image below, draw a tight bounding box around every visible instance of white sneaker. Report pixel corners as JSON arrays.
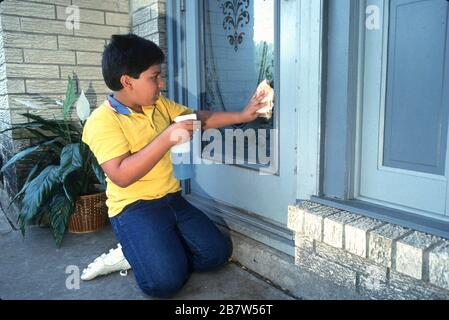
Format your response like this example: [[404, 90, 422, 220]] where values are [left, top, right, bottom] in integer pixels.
[[81, 244, 131, 281]]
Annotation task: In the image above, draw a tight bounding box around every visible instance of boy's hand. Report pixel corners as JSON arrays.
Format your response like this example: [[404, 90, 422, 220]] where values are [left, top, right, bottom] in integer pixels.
[[239, 91, 269, 123], [164, 120, 196, 146]]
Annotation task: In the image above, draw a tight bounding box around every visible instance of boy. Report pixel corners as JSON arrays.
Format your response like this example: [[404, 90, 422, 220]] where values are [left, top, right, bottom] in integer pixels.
[[82, 34, 268, 298]]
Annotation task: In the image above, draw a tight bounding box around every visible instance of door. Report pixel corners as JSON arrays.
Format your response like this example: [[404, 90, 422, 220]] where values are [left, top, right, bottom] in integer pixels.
[[358, 0, 449, 218], [179, 0, 298, 225]]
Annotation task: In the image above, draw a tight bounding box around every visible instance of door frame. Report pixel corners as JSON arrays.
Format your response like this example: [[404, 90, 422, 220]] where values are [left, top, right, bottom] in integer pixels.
[[297, 0, 326, 201]]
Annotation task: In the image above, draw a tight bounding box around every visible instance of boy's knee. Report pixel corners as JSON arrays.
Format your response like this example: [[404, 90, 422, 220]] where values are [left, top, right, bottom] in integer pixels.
[[195, 237, 233, 271], [138, 277, 187, 298]]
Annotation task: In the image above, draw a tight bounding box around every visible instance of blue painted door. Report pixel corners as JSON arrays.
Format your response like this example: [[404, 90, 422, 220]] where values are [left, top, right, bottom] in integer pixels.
[[359, 0, 449, 217], [181, 0, 298, 225]]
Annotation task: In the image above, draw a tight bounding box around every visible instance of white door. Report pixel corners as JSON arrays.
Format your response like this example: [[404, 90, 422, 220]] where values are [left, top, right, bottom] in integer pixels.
[[358, 0, 449, 218], [180, 0, 298, 225]]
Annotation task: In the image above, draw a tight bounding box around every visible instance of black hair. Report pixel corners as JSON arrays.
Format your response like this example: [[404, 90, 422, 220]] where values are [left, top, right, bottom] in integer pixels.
[[102, 34, 165, 91]]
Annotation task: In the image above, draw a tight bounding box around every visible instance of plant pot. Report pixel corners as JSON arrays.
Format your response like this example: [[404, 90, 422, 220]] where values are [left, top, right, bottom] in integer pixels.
[[68, 192, 109, 234]]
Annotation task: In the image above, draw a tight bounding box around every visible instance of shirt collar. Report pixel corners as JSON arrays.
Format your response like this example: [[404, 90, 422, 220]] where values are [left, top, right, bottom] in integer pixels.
[[107, 93, 133, 115]]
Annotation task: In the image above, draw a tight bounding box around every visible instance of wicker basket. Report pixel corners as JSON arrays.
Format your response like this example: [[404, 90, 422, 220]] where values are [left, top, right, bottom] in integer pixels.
[[68, 192, 109, 234]]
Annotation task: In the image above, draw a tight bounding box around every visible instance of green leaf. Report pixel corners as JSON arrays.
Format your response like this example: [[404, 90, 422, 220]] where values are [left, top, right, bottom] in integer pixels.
[[59, 143, 83, 201], [59, 143, 83, 180], [25, 127, 55, 140], [47, 192, 75, 247], [0, 122, 45, 134], [91, 154, 106, 188], [19, 165, 61, 226], [18, 215, 26, 237], [9, 160, 42, 207], [61, 174, 82, 212], [1, 138, 59, 172], [20, 113, 71, 139], [20, 113, 80, 139], [63, 76, 77, 121], [24, 128, 64, 153]]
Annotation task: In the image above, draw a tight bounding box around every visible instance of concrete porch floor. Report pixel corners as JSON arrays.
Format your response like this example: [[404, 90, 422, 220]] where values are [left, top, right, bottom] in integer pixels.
[[0, 207, 295, 300]]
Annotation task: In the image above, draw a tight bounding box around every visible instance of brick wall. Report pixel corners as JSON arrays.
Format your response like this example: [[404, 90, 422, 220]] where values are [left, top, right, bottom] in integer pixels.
[[0, 0, 131, 222], [1, 14, 8, 191], [130, 0, 167, 92], [288, 202, 449, 299]]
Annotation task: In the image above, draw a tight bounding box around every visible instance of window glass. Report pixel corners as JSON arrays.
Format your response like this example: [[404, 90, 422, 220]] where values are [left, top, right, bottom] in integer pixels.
[[201, 0, 277, 168]]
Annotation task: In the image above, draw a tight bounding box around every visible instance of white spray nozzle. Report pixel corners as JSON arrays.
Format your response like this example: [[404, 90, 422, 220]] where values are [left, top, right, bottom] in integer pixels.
[[174, 114, 197, 123]]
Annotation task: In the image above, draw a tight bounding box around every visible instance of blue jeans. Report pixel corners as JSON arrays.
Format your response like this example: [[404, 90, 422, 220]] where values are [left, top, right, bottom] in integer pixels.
[[109, 192, 233, 298]]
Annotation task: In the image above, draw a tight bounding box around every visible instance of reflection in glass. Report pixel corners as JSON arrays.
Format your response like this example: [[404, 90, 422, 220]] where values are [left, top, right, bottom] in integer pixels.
[[201, 0, 277, 168]]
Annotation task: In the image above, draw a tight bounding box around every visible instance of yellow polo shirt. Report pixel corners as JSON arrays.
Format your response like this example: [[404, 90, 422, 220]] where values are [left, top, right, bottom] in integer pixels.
[[82, 95, 193, 217]]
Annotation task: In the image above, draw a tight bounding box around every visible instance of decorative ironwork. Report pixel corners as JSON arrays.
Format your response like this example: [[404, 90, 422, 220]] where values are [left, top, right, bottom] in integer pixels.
[[220, 0, 250, 51]]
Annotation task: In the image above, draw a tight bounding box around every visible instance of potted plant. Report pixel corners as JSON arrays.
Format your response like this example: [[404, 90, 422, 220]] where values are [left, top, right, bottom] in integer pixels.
[[0, 75, 107, 247]]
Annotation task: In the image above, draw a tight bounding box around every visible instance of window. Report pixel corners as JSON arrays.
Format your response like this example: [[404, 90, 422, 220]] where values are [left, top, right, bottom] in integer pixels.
[[199, 0, 279, 169]]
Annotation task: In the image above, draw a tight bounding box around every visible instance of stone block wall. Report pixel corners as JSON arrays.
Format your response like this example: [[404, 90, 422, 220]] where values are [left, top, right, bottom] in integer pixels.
[[288, 202, 449, 299], [0, 0, 130, 222], [130, 0, 167, 93]]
